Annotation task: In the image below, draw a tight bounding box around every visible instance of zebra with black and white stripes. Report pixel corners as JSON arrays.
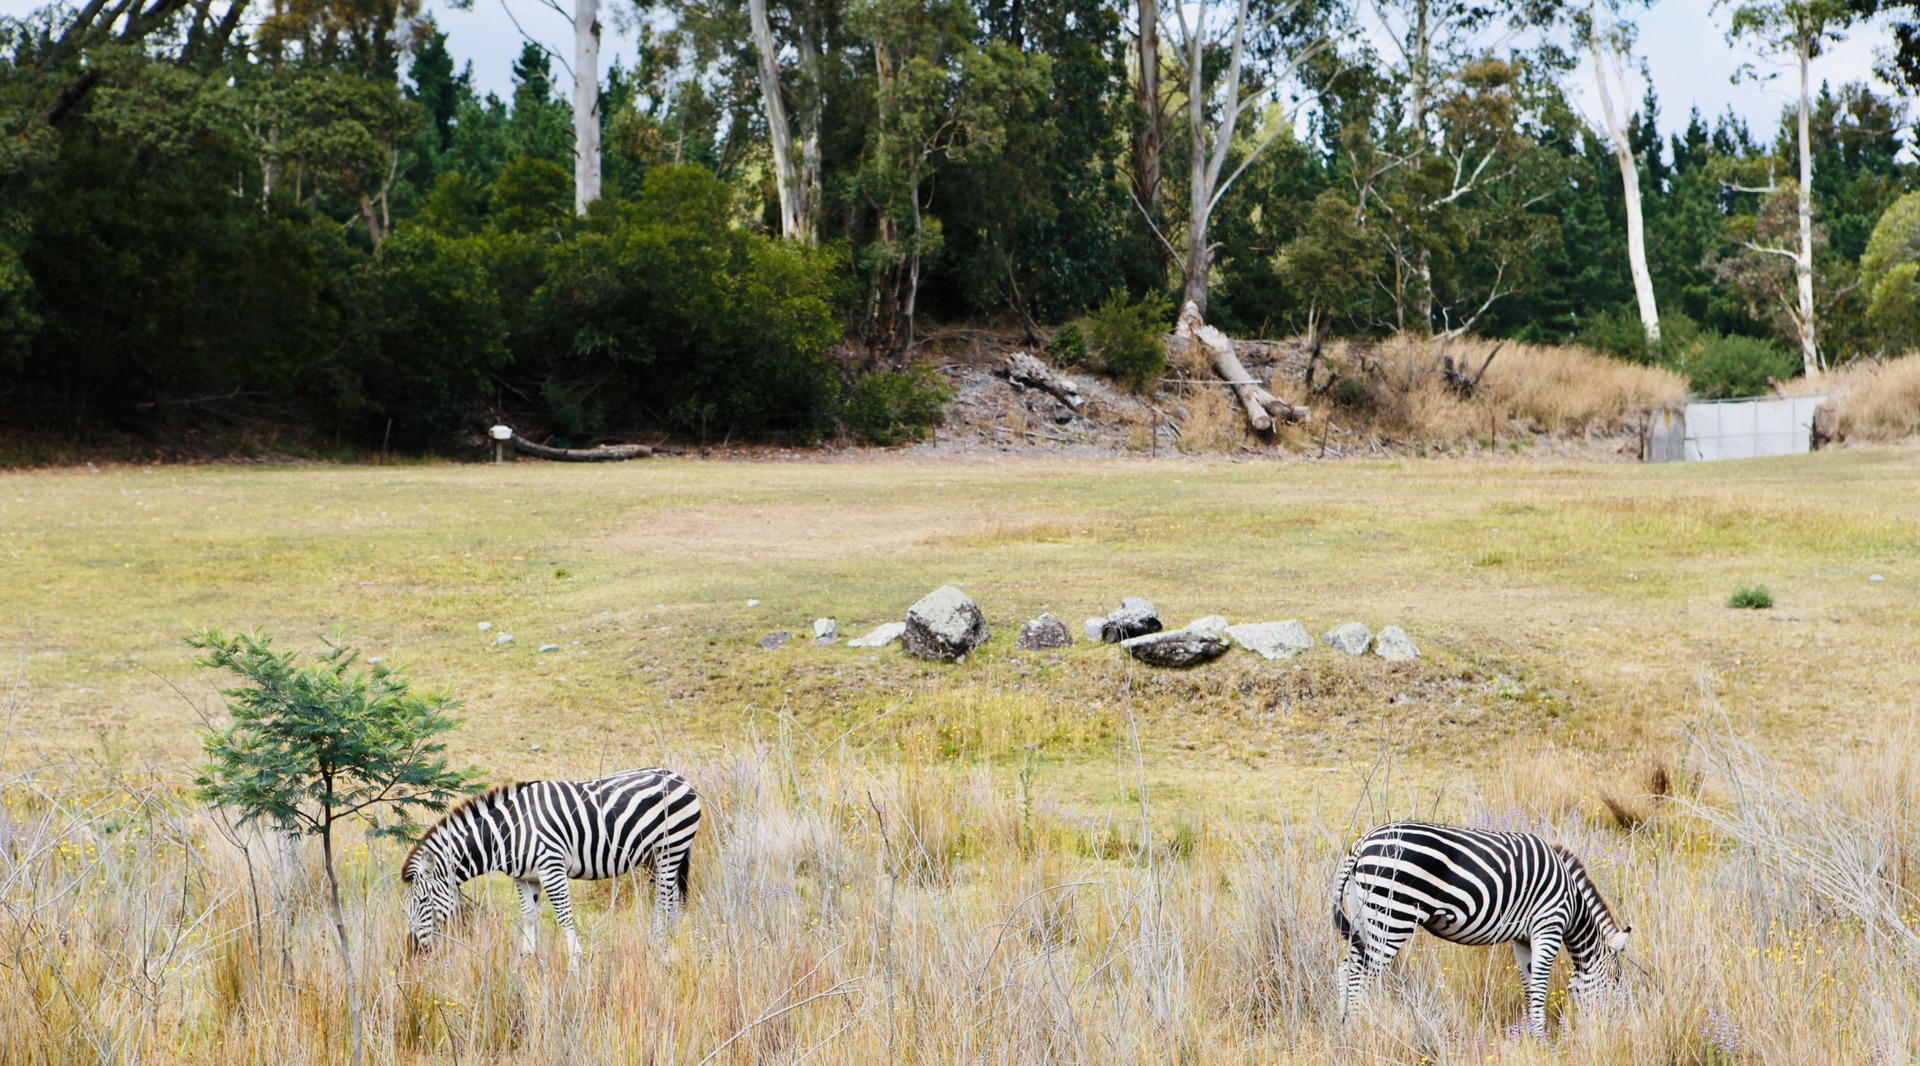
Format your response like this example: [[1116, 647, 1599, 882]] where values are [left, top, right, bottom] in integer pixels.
[[402, 767, 702, 968], [1332, 821, 1631, 1035]]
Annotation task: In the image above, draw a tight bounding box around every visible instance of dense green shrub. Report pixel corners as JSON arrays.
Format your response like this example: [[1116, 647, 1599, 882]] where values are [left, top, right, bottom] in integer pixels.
[[841, 367, 955, 446], [1670, 331, 1800, 400], [530, 166, 844, 438], [1085, 290, 1171, 393], [1047, 323, 1088, 367], [1578, 309, 1796, 399], [1727, 585, 1774, 609]]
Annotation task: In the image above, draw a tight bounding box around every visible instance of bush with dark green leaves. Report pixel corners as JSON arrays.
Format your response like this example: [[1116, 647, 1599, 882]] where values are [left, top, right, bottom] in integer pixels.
[[1085, 290, 1171, 393], [1670, 332, 1800, 400], [842, 366, 955, 446], [1727, 585, 1774, 609], [1048, 322, 1088, 367]]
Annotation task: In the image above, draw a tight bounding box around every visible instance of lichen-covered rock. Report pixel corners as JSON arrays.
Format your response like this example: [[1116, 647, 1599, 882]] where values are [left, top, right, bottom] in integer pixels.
[[1084, 617, 1107, 641], [847, 621, 907, 648], [1100, 597, 1163, 644], [1373, 626, 1421, 661], [1226, 621, 1314, 660], [903, 586, 991, 660], [813, 618, 838, 646], [1016, 613, 1074, 650], [1323, 622, 1373, 656], [1185, 615, 1230, 636], [757, 631, 792, 650], [1121, 629, 1231, 668]]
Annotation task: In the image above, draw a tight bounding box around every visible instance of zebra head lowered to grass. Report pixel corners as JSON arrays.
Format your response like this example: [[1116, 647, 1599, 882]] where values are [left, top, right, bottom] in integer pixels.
[[402, 767, 702, 970], [1333, 821, 1631, 1036]]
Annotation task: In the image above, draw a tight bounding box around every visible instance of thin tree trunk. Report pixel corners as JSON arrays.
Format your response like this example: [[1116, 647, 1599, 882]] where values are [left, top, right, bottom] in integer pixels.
[[1409, 0, 1433, 333], [1795, 31, 1819, 376], [749, 0, 803, 239], [1182, 0, 1211, 315], [797, 19, 823, 243], [573, 0, 601, 214], [320, 825, 362, 1066], [1588, 2, 1659, 347], [1134, 0, 1163, 265]]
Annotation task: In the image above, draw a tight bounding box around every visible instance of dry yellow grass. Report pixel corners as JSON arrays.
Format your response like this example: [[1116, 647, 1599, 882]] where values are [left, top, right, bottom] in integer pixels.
[[1311, 335, 1688, 443], [6, 713, 1917, 1064], [1781, 352, 1920, 442]]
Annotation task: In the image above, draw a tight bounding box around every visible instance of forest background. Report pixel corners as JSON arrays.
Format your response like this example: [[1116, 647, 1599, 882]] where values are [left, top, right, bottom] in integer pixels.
[[5, 0, 1920, 452]]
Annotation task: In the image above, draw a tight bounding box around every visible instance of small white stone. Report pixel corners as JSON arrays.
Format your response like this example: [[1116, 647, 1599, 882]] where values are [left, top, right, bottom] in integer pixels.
[[531, 744, 541, 751], [539, 644, 560, 653], [748, 598, 762, 607], [477, 622, 492, 632], [496, 634, 514, 645], [367, 657, 385, 664], [847, 621, 907, 648], [813, 618, 838, 640], [1870, 575, 1885, 582]]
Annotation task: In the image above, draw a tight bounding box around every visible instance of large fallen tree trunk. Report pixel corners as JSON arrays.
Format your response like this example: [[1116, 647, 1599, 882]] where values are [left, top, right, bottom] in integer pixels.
[[994, 351, 1084, 409], [512, 436, 653, 461], [1173, 302, 1309, 432]]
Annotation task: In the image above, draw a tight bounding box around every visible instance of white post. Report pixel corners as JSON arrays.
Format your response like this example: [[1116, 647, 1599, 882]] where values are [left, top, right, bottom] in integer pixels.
[[573, 0, 601, 214]]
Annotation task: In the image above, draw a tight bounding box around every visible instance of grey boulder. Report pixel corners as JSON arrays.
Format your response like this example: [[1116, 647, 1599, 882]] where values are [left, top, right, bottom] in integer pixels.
[[1084, 617, 1108, 641], [1323, 622, 1373, 656], [757, 631, 793, 650], [1016, 613, 1074, 650], [1099, 597, 1163, 644], [1373, 626, 1421, 661], [814, 618, 838, 646], [847, 621, 907, 649], [1122, 629, 1231, 668], [1185, 615, 1230, 636], [1226, 621, 1314, 660], [903, 586, 991, 660]]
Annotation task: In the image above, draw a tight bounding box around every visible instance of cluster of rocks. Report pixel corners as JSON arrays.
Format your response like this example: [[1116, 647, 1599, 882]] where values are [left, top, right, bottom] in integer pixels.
[[760, 587, 1421, 669]]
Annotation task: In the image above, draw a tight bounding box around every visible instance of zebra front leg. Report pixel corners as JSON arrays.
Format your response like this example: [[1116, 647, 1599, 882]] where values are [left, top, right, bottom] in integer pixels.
[[1520, 930, 1562, 1037], [516, 880, 542, 956], [539, 868, 583, 972]]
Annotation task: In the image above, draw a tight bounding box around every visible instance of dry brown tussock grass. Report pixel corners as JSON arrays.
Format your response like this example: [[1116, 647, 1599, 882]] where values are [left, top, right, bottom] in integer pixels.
[[1314, 335, 1687, 442], [6, 718, 1920, 1064], [1781, 353, 1920, 442]]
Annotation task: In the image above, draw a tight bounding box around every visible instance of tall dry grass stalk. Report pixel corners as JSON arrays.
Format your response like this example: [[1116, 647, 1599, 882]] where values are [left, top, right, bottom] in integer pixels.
[[1781, 353, 1920, 442], [4, 719, 1918, 1064]]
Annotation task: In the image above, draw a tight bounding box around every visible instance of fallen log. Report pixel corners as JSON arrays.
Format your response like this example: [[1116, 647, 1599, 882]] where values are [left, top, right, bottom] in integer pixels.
[[1173, 302, 1309, 432], [511, 436, 654, 462], [994, 351, 1084, 409]]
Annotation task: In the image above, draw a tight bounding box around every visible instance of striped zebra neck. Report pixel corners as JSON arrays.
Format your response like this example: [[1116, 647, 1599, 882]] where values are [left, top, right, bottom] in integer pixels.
[[405, 783, 522, 885], [1552, 844, 1625, 955]]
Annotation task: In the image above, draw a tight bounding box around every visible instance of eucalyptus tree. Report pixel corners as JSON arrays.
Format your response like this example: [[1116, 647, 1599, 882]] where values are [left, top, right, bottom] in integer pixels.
[[1580, 0, 1659, 346], [1715, 0, 1861, 375], [1166, 0, 1338, 316]]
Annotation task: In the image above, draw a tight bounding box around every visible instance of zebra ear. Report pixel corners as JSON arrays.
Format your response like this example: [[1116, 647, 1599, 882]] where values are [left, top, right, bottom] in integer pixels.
[[1608, 929, 1630, 952]]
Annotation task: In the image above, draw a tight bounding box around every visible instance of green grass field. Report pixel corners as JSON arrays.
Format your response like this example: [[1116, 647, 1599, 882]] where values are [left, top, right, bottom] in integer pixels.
[[6, 448, 1920, 1064], [5, 448, 1915, 811]]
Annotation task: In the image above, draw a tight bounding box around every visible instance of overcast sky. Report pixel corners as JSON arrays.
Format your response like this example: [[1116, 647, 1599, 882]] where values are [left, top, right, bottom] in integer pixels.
[[0, 0, 1897, 142]]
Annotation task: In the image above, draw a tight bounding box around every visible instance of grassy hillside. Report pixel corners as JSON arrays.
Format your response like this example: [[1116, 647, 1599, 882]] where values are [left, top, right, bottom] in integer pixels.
[[2, 450, 1917, 1063]]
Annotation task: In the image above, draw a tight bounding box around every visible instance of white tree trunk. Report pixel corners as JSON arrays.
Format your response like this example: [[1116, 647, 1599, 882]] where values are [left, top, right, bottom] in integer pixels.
[[749, 0, 803, 239], [1182, 0, 1212, 315], [1795, 33, 1820, 376], [572, 0, 601, 214], [797, 23, 823, 243], [1588, 2, 1660, 347]]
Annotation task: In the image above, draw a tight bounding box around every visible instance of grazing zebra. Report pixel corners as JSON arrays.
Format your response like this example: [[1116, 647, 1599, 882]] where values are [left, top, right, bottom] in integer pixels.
[[402, 767, 702, 968], [1332, 821, 1631, 1035]]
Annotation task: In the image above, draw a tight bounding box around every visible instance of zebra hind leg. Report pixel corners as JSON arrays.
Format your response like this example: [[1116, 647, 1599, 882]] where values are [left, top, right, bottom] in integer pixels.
[[651, 844, 688, 935]]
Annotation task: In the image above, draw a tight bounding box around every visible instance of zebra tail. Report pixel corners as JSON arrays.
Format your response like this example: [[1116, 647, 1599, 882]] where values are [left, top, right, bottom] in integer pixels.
[[1331, 849, 1360, 945]]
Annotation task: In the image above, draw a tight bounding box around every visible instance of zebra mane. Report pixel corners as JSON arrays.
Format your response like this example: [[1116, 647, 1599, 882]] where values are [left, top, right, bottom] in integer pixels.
[[401, 782, 516, 882], [1549, 843, 1618, 928]]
